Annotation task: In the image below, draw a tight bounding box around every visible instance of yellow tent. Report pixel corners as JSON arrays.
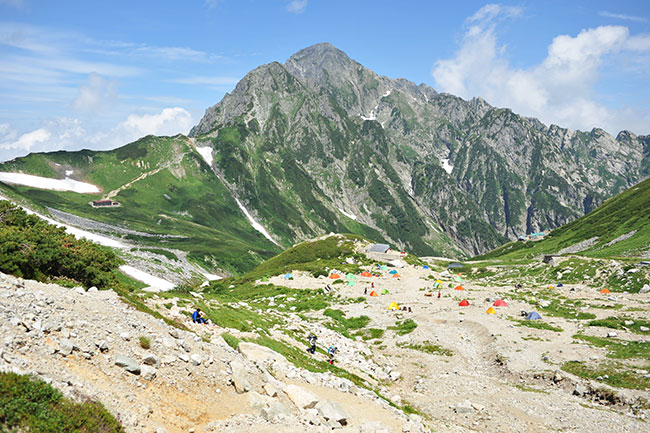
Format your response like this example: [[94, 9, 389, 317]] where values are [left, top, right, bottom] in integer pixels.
[[388, 302, 399, 311], [486, 307, 496, 315]]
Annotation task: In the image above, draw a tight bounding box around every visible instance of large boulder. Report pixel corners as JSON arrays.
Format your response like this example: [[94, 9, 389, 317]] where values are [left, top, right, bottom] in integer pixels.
[[141, 365, 157, 380], [261, 401, 291, 422], [230, 360, 251, 394], [237, 342, 287, 364], [115, 355, 141, 375], [283, 384, 319, 409], [316, 399, 349, 425]]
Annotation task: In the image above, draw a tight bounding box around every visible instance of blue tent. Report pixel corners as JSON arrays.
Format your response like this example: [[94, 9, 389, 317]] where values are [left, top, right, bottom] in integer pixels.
[[557, 283, 564, 287], [423, 265, 430, 270], [389, 269, 398, 275], [284, 273, 294, 279], [526, 311, 542, 320]]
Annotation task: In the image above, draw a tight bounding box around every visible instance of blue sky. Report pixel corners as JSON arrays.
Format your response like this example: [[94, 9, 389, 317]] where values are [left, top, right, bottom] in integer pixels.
[[1, 0, 649, 162]]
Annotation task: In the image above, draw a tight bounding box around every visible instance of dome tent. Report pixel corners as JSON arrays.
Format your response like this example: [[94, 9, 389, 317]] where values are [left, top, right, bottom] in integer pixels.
[[526, 311, 542, 320]]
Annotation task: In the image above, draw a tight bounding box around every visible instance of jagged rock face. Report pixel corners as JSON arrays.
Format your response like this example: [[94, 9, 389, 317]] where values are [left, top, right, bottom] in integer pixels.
[[191, 43, 650, 256]]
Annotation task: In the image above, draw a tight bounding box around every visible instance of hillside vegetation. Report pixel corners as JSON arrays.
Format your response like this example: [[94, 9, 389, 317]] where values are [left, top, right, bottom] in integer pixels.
[[0, 372, 124, 433], [475, 176, 650, 261], [0, 200, 121, 288]]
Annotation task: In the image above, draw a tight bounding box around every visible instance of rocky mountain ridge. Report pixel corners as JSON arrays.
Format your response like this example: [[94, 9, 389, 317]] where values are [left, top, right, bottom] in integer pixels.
[[191, 43, 650, 256]]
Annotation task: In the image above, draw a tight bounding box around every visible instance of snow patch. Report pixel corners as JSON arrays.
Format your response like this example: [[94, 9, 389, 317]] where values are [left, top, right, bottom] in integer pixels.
[[338, 208, 357, 220], [0, 172, 99, 193], [119, 265, 175, 292], [234, 197, 280, 246], [360, 111, 377, 121], [196, 146, 213, 167], [383, 90, 392, 97], [440, 159, 454, 174], [65, 170, 73, 176], [202, 272, 223, 281]]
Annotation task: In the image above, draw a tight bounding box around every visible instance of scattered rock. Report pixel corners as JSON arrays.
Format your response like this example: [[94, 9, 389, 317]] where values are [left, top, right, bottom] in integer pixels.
[[190, 353, 202, 366], [238, 341, 287, 364], [58, 338, 75, 356], [640, 284, 650, 294], [316, 399, 349, 425], [142, 353, 161, 367], [261, 401, 291, 422], [283, 384, 319, 409], [141, 365, 157, 380], [115, 355, 141, 375], [453, 400, 474, 414], [607, 332, 618, 338], [230, 360, 251, 394]]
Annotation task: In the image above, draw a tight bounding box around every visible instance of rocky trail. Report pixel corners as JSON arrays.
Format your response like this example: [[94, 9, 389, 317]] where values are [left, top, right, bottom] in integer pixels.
[[1, 259, 649, 432]]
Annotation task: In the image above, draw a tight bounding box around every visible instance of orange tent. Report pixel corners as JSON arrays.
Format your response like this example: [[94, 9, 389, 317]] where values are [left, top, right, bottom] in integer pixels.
[[459, 299, 470, 306], [486, 307, 496, 314], [392, 274, 401, 278], [454, 285, 465, 291], [600, 288, 611, 294], [329, 274, 341, 279], [369, 291, 379, 297], [360, 271, 372, 277]]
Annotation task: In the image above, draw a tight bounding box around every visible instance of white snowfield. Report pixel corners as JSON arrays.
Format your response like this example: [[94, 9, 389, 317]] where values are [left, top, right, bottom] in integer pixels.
[[441, 158, 454, 174], [201, 272, 222, 281], [195, 146, 214, 167], [0, 172, 100, 193], [338, 208, 357, 220], [119, 265, 176, 292], [234, 197, 280, 246]]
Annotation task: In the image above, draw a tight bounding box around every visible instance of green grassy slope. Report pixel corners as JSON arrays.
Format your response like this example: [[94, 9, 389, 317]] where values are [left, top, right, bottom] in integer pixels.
[[475, 176, 650, 260], [0, 135, 283, 275]]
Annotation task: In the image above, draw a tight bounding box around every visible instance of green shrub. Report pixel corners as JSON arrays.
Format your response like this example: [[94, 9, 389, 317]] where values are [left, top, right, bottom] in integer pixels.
[[138, 336, 151, 349], [0, 201, 122, 288], [389, 319, 418, 335], [0, 372, 124, 432]]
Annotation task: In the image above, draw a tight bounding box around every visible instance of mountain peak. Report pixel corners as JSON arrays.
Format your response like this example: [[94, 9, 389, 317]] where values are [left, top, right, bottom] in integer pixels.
[[285, 42, 359, 88]]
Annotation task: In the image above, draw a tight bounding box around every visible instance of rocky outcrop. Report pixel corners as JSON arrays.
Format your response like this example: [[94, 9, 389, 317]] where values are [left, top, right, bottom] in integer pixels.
[[190, 43, 650, 256]]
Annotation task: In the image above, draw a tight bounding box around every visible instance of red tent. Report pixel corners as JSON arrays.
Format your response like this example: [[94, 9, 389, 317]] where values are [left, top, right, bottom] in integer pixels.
[[454, 285, 465, 291], [360, 271, 372, 277], [459, 299, 470, 306], [600, 288, 611, 294], [329, 273, 341, 279], [493, 299, 508, 307], [369, 291, 379, 297]]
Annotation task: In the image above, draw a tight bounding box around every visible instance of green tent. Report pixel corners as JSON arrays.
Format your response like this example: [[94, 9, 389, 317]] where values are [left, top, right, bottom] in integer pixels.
[[347, 280, 356, 286], [346, 273, 356, 280], [381, 289, 390, 295], [454, 276, 463, 283], [381, 265, 389, 271]]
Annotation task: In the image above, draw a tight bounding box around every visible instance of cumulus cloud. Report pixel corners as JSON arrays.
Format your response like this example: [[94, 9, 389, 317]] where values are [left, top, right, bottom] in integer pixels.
[[88, 107, 195, 150], [287, 0, 307, 14], [432, 4, 650, 134], [1, 128, 50, 151], [72, 72, 118, 112], [0, 108, 194, 162]]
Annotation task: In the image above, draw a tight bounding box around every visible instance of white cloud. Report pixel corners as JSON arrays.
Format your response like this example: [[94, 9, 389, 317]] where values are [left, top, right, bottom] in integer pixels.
[[72, 72, 118, 112], [287, 0, 307, 14], [1, 128, 50, 151], [599, 11, 648, 23], [432, 6, 650, 134], [120, 107, 193, 137]]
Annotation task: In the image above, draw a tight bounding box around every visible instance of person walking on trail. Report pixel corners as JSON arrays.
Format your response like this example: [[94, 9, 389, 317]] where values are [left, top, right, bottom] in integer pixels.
[[192, 308, 208, 324], [327, 345, 337, 365], [307, 334, 317, 354]]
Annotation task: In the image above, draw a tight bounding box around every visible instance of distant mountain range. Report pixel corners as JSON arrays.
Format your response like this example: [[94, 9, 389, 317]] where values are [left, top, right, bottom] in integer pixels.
[[1, 43, 649, 274]]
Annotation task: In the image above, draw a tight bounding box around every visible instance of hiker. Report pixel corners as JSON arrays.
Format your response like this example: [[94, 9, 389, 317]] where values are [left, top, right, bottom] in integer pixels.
[[408, 307, 412, 313], [437, 291, 441, 299], [192, 308, 208, 324], [364, 287, 367, 295], [307, 334, 317, 354], [327, 345, 337, 364], [371, 282, 375, 289]]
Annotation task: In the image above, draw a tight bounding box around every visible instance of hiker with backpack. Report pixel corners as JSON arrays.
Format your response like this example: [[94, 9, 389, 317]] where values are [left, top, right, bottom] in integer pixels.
[[307, 334, 317, 354], [327, 345, 337, 364]]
